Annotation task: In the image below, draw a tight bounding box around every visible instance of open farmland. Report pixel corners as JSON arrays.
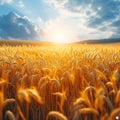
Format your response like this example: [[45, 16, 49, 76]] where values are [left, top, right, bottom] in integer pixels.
[[0, 43, 120, 120]]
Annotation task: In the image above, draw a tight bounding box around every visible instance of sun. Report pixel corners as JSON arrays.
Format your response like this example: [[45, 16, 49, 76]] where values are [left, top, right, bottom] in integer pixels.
[[53, 33, 69, 43], [44, 24, 73, 43]]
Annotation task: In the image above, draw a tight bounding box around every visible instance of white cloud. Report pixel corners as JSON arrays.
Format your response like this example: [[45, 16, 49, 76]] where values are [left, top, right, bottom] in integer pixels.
[[43, 1, 106, 41], [42, 14, 115, 42], [43, 0, 120, 41], [35, 17, 45, 29], [0, 12, 41, 40], [23, 16, 31, 22], [45, 1, 97, 18], [17, 0, 24, 8], [45, 0, 68, 8], [0, 0, 12, 5], [37, 17, 42, 23], [25, 27, 31, 34]]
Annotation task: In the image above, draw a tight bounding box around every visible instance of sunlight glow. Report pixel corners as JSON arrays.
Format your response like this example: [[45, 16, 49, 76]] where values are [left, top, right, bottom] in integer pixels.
[[44, 22, 74, 43], [52, 32, 69, 43]]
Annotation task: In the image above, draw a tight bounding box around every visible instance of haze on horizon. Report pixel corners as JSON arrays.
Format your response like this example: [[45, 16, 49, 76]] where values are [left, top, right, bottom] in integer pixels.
[[0, 0, 120, 43]]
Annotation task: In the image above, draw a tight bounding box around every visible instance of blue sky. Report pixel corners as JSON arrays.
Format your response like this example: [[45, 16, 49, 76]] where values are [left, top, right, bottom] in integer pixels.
[[0, 0, 120, 42]]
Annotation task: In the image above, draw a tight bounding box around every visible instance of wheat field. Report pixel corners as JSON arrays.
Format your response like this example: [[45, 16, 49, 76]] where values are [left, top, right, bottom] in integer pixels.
[[0, 44, 120, 120]]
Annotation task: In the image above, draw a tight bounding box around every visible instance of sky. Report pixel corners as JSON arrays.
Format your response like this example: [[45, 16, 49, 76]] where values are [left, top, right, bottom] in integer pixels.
[[0, 0, 120, 43]]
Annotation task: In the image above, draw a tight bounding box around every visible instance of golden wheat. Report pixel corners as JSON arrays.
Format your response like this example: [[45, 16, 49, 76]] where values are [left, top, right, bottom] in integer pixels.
[[0, 44, 120, 120], [4, 110, 15, 120], [46, 111, 68, 120]]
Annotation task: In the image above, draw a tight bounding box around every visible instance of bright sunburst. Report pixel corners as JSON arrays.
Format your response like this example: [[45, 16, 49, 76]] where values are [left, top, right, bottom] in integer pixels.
[[45, 26, 72, 43], [52, 32, 69, 43]]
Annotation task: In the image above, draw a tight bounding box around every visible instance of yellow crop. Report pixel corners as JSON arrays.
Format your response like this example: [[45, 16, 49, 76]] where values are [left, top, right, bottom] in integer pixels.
[[0, 44, 120, 120]]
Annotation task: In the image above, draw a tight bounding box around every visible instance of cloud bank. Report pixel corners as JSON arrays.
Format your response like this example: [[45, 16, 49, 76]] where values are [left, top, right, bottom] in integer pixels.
[[44, 0, 120, 40], [0, 0, 12, 5], [0, 12, 41, 40]]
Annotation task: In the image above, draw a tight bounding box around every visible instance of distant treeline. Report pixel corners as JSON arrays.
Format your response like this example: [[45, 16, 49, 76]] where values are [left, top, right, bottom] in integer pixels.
[[0, 38, 120, 46], [78, 38, 120, 44], [0, 40, 54, 46]]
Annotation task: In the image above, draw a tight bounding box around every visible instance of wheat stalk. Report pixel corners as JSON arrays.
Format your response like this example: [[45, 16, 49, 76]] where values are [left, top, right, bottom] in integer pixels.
[[46, 111, 68, 120], [4, 110, 15, 120]]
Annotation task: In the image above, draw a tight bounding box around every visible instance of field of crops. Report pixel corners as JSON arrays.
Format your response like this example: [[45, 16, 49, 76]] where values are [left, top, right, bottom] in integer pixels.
[[0, 44, 120, 120]]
